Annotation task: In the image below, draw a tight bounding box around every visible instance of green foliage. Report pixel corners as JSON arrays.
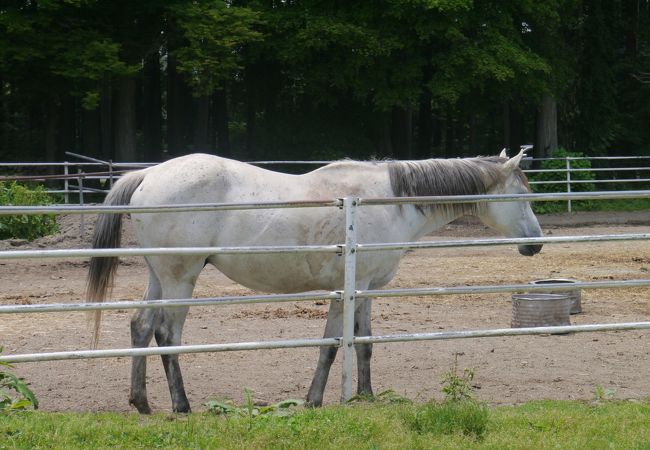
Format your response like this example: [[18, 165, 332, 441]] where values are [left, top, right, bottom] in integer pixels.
[[0, 348, 39, 413], [529, 148, 596, 214], [0, 1, 133, 106], [441, 356, 477, 402], [1, 1, 650, 161], [205, 389, 304, 420], [173, 2, 263, 96], [0, 182, 59, 241], [593, 384, 616, 402]]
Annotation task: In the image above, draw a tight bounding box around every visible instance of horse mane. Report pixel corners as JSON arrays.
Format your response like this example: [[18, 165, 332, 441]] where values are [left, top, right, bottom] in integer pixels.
[[387, 156, 522, 217]]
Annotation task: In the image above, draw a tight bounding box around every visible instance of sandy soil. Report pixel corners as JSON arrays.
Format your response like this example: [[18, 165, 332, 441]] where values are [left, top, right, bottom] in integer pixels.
[[1, 211, 650, 413]]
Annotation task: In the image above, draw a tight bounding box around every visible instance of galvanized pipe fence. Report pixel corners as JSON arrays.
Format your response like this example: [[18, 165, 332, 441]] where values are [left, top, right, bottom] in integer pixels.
[[0, 190, 650, 403], [2, 154, 650, 213]]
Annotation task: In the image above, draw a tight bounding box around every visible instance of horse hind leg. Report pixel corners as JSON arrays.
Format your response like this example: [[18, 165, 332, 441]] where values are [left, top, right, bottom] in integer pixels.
[[306, 299, 343, 407], [155, 304, 192, 413], [354, 298, 373, 397], [129, 267, 162, 414], [153, 256, 204, 413]]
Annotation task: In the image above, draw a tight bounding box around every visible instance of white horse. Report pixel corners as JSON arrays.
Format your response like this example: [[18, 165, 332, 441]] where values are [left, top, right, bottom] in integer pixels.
[[87, 150, 542, 413]]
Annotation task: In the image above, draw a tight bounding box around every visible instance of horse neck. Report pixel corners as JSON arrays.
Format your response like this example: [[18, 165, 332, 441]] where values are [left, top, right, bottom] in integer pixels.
[[386, 157, 501, 239], [411, 206, 473, 239]]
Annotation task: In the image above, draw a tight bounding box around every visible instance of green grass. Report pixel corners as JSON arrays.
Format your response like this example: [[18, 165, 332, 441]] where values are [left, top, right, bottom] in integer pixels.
[[3, 400, 650, 449]]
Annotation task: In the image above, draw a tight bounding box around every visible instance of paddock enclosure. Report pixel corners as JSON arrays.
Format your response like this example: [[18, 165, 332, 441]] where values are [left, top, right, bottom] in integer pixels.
[[1, 207, 650, 412]]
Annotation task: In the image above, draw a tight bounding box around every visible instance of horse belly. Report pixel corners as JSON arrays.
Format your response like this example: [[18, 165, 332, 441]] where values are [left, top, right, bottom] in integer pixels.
[[210, 253, 344, 293]]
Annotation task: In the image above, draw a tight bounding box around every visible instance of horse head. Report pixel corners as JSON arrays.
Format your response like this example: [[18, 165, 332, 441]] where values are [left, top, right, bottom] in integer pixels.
[[479, 150, 543, 256]]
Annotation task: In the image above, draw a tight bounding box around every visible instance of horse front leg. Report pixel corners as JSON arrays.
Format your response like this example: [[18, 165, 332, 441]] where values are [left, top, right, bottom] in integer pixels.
[[129, 272, 162, 414], [355, 298, 373, 397], [306, 299, 343, 407]]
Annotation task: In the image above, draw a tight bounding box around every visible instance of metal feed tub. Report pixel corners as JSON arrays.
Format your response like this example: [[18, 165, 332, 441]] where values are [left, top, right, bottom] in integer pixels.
[[530, 278, 582, 314], [511, 293, 572, 328]]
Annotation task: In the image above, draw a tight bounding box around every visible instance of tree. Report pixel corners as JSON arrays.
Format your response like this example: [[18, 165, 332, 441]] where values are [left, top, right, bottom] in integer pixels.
[[0, 1, 130, 162]]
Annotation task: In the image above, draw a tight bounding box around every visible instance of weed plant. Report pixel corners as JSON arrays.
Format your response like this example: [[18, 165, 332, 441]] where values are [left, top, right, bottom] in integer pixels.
[[0, 348, 38, 413], [406, 355, 489, 439]]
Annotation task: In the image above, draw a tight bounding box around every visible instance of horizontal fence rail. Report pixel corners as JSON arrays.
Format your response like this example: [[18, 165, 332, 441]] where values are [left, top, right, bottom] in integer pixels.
[[352, 322, 650, 345], [0, 338, 341, 364], [7, 322, 650, 365], [2, 234, 650, 260], [2, 155, 650, 216], [357, 279, 650, 299], [0, 199, 342, 216], [0, 245, 342, 260], [1, 190, 649, 217], [2, 280, 650, 317], [0, 186, 649, 404], [0, 292, 341, 315]]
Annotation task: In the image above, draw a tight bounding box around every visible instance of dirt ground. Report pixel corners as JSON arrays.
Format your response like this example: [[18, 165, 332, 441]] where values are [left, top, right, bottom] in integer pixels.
[[1, 211, 650, 413]]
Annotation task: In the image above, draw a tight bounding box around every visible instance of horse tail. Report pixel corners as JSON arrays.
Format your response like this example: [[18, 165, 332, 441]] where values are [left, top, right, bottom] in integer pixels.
[[86, 170, 147, 348]]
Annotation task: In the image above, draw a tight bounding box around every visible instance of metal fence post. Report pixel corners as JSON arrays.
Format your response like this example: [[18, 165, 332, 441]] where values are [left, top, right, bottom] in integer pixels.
[[340, 196, 359, 403], [78, 168, 85, 235], [566, 157, 572, 213], [108, 160, 114, 188], [63, 163, 69, 204]]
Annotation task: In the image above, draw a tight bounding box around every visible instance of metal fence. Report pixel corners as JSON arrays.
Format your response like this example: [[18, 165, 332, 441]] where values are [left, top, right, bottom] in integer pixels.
[[2, 153, 650, 213], [1, 190, 650, 403]]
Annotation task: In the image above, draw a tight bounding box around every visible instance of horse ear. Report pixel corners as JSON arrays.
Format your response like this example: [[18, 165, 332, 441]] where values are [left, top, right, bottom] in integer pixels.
[[499, 149, 507, 158], [503, 149, 526, 172]]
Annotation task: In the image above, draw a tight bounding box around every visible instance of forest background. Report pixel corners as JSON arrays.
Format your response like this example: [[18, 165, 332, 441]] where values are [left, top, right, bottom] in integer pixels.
[[0, 0, 649, 164]]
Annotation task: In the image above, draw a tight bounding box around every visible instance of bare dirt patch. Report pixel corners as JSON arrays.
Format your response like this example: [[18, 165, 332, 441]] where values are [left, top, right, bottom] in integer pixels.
[[1, 212, 650, 412]]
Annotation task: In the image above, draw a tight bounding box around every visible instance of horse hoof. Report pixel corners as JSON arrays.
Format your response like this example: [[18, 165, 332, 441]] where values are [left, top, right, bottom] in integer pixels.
[[304, 399, 322, 408], [129, 398, 152, 415]]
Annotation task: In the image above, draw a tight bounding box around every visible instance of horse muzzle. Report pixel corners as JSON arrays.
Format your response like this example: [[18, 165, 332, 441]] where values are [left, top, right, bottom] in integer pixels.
[[518, 244, 542, 256]]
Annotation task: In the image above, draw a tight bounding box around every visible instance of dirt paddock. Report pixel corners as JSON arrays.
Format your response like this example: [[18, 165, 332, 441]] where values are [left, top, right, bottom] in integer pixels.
[[1, 211, 650, 413]]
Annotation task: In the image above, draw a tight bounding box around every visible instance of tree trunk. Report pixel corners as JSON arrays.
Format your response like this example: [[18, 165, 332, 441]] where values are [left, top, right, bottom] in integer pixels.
[[193, 95, 210, 152], [432, 114, 442, 156], [0, 77, 5, 155], [416, 92, 432, 159], [100, 78, 113, 160], [59, 93, 76, 156], [623, 0, 639, 57], [468, 113, 478, 154], [444, 108, 455, 157], [213, 88, 231, 157], [416, 49, 434, 159], [535, 93, 558, 159], [505, 101, 523, 156], [114, 75, 137, 161], [391, 107, 412, 159], [82, 107, 101, 158], [244, 66, 258, 160], [143, 52, 162, 161], [44, 96, 59, 173], [502, 102, 510, 153], [373, 113, 393, 158], [166, 54, 185, 157]]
